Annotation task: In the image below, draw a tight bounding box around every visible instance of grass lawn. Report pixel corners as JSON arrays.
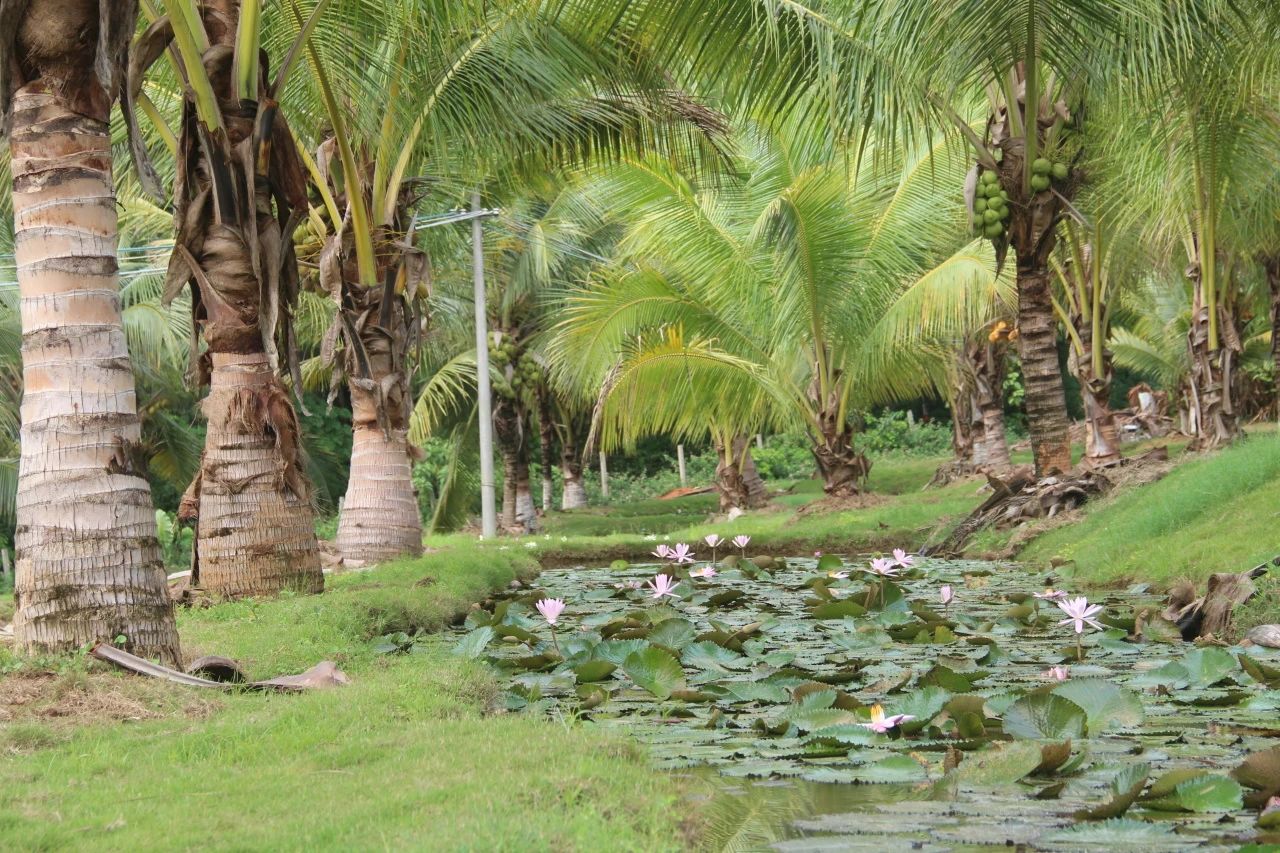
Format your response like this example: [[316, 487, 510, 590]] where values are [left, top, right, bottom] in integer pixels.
[[0, 549, 693, 851]]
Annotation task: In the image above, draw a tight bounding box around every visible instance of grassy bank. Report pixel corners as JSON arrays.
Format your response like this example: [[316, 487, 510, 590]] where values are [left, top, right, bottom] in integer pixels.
[[1011, 433, 1280, 629], [0, 550, 691, 851], [1017, 433, 1280, 585]]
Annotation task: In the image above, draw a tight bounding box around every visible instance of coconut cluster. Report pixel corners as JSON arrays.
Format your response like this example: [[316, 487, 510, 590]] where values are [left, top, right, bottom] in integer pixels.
[[972, 170, 1010, 240], [490, 337, 540, 398], [973, 157, 1069, 242]]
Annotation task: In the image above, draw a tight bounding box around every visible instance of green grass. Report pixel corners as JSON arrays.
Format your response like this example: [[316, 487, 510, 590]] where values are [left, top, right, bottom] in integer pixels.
[[437, 458, 979, 566], [0, 548, 692, 851], [1018, 434, 1280, 605]]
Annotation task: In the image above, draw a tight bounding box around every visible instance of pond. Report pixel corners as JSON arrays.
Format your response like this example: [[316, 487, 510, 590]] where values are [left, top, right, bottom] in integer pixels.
[[451, 551, 1280, 851]]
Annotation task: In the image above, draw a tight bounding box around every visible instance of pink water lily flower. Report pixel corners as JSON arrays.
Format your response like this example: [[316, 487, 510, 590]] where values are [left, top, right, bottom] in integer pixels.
[[892, 549, 916, 569], [733, 535, 751, 549], [648, 573, 680, 599], [859, 703, 915, 734], [690, 566, 717, 579], [704, 534, 724, 548], [940, 585, 954, 605], [669, 543, 695, 564], [535, 598, 566, 626], [866, 557, 899, 577], [1044, 665, 1070, 682], [652, 544, 672, 560], [1056, 596, 1104, 634]]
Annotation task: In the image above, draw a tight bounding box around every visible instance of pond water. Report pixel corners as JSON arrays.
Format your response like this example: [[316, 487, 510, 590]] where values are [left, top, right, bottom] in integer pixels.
[[452, 554, 1280, 851]]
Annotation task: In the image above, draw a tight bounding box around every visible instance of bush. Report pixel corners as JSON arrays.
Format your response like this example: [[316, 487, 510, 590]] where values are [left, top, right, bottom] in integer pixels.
[[752, 433, 816, 479], [856, 411, 953, 457]]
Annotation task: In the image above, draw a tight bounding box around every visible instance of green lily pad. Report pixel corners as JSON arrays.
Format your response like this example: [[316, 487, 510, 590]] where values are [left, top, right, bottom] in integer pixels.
[[451, 626, 495, 659], [592, 639, 650, 666], [1042, 818, 1180, 848], [812, 600, 868, 620], [681, 641, 746, 671], [1003, 693, 1087, 740], [722, 681, 790, 704], [648, 617, 697, 650], [1051, 679, 1145, 734], [572, 660, 618, 683], [844, 754, 928, 784], [1142, 773, 1243, 812], [622, 647, 686, 699], [816, 554, 843, 573], [1181, 647, 1239, 686], [1240, 654, 1280, 688], [956, 741, 1043, 785], [887, 686, 949, 733], [1075, 763, 1149, 820]]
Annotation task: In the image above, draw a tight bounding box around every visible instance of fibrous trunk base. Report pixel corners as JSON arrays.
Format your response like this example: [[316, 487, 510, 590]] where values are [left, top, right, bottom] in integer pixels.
[[193, 355, 322, 597], [10, 84, 179, 664], [337, 427, 423, 564]]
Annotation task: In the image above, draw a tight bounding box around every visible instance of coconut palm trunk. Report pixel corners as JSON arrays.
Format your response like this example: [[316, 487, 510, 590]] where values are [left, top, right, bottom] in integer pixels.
[[559, 417, 589, 510], [1014, 267, 1072, 475], [982, 77, 1075, 477], [1185, 266, 1242, 449], [971, 340, 1011, 471], [810, 375, 870, 496], [952, 371, 977, 466], [6, 7, 179, 662], [329, 228, 426, 565], [1069, 330, 1120, 466], [164, 0, 322, 597], [537, 388, 556, 512], [494, 396, 535, 532], [714, 434, 767, 512], [1264, 255, 1280, 412]]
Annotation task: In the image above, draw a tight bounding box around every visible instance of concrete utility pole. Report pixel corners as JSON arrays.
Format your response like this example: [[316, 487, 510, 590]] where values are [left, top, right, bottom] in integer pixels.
[[677, 444, 687, 487], [472, 192, 497, 538], [599, 452, 610, 500]]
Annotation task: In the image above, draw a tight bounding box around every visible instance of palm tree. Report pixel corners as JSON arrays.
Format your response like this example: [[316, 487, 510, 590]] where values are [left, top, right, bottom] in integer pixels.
[[1086, 2, 1278, 448], [859, 0, 1276, 472], [0, 2, 179, 661], [129, 0, 340, 597], [1049, 218, 1133, 466], [555, 121, 995, 500]]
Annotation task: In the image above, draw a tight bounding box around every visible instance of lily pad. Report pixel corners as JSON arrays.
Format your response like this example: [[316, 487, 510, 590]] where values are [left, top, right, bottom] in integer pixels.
[[812, 600, 868, 620], [451, 626, 494, 659], [1051, 680, 1145, 734], [622, 647, 686, 699], [1041, 818, 1181, 849], [1075, 763, 1149, 820], [681, 641, 746, 671], [1142, 773, 1243, 812], [1003, 693, 1088, 740], [572, 660, 618, 683], [1231, 745, 1280, 799], [1240, 654, 1280, 688], [956, 741, 1043, 785], [648, 617, 697, 650]]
